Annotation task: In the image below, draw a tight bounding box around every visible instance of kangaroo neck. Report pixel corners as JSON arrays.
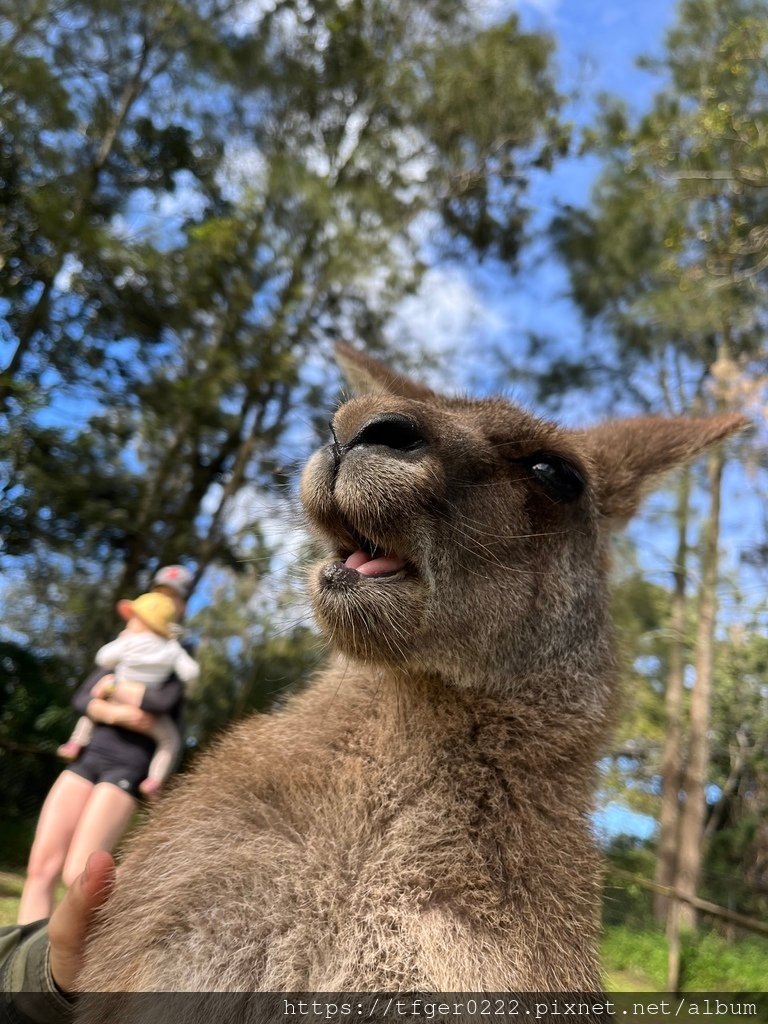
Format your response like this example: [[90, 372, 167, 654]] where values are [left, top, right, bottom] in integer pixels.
[[345, 662, 607, 776]]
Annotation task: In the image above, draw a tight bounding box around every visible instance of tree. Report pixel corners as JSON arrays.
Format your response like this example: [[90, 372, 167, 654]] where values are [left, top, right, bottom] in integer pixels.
[[705, 619, 768, 922], [185, 561, 320, 749], [0, 0, 235, 409], [0, 640, 73, 827], [552, 0, 767, 932], [1, 1, 566, 751]]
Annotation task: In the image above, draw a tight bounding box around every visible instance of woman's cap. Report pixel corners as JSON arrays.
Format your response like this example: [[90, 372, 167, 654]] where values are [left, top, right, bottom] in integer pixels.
[[151, 564, 194, 601], [117, 592, 177, 638]]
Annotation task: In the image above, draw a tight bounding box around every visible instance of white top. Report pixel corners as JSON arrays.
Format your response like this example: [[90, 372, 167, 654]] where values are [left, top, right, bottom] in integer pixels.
[[94, 632, 200, 687]]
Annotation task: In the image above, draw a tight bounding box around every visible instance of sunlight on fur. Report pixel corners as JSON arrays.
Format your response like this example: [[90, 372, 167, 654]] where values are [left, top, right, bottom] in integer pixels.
[[76, 346, 746, 1011]]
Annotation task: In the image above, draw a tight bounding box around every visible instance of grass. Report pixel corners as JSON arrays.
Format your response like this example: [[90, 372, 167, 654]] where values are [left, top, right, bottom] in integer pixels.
[[602, 924, 768, 991], [0, 870, 66, 927], [602, 926, 669, 990], [0, 871, 23, 926]]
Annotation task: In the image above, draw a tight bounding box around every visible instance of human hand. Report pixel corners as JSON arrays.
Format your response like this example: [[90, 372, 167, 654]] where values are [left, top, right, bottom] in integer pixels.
[[112, 679, 146, 707], [86, 697, 116, 725], [113, 704, 156, 732], [90, 674, 116, 699], [86, 698, 155, 733], [48, 849, 116, 993]]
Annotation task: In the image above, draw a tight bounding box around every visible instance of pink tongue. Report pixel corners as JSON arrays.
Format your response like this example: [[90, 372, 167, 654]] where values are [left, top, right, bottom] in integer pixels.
[[345, 548, 407, 576]]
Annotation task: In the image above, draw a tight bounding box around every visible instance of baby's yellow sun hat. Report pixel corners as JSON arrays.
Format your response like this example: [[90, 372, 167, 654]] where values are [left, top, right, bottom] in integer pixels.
[[117, 592, 177, 638]]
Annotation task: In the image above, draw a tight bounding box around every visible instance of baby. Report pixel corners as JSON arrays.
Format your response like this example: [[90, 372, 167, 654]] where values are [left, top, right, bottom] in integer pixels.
[[58, 592, 200, 797]]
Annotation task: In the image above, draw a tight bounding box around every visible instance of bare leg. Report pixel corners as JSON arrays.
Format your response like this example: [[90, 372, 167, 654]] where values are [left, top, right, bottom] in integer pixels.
[[141, 716, 181, 793], [67, 715, 95, 747], [58, 715, 94, 761], [18, 770, 94, 923], [62, 782, 137, 886]]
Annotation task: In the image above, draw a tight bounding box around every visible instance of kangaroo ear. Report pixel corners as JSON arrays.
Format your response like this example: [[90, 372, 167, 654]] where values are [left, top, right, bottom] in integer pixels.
[[584, 413, 748, 521], [335, 342, 435, 400]]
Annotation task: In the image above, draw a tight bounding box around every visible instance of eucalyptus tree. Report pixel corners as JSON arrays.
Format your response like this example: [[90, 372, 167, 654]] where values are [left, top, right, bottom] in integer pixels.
[[553, 0, 767, 931], [1, 0, 566, 664]]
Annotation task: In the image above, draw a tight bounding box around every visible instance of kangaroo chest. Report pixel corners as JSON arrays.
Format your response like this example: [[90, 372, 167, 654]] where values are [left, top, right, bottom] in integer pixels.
[[235, 736, 599, 989]]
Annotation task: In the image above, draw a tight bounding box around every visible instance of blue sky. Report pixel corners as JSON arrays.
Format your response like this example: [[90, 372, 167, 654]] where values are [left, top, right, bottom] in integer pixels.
[[6, 0, 762, 838], [408, 0, 678, 376], [523, 0, 675, 201], [402, 0, 764, 612], [487, 0, 761, 840], [394, 0, 678, 398]]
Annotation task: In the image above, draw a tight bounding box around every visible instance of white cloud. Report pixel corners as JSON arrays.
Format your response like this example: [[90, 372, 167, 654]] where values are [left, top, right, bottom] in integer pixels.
[[471, 0, 560, 25], [53, 254, 83, 292], [216, 142, 268, 203], [519, 0, 561, 16], [226, 0, 277, 36], [386, 264, 506, 390]]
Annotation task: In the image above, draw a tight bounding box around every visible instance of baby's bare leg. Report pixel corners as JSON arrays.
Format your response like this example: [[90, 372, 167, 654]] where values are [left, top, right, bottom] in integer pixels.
[[57, 715, 94, 761], [69, 715, 95, 746], [140, 715, 181, 795]]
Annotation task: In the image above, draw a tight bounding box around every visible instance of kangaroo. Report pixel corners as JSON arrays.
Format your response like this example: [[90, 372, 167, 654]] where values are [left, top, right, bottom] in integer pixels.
[[76, 344, 744, 1010]]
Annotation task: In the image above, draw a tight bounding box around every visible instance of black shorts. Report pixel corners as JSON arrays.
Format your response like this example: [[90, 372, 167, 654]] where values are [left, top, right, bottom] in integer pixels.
[[66, 747, 145, 799]]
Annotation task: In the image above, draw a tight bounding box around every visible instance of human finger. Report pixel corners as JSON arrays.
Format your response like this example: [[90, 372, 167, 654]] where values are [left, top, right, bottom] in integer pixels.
[[48, 849, 116, 992]]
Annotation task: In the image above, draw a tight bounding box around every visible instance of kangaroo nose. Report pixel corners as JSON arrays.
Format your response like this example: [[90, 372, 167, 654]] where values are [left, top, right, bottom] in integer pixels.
[[345, 413, 427, 452]]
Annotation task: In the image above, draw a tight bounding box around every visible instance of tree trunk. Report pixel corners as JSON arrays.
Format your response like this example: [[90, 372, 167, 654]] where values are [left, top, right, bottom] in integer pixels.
[[674, 444, 726, 929], [191, 389, 281, 588], [703, 725, 749, 841], [666, 899, 682, 993], [654, 466, 691, 925]]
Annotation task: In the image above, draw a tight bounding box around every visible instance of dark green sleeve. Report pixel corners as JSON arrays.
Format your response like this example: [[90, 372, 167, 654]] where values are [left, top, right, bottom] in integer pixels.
[[0, 921, 75, 1024]]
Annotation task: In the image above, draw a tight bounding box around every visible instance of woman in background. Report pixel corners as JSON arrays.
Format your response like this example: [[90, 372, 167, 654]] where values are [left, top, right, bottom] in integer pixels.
[[16, 566, 194, 924]]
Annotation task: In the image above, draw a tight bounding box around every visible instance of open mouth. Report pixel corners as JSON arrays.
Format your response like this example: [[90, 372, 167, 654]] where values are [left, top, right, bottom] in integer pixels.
[[337, 533, 410, 579]]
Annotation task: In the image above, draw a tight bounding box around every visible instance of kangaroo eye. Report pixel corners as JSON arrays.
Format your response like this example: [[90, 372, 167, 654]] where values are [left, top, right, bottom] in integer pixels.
[[527, 456, 585, 503]]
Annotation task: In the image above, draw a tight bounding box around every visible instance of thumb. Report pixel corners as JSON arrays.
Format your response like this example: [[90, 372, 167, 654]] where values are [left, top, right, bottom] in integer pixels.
[[48, 850, 116, 993]]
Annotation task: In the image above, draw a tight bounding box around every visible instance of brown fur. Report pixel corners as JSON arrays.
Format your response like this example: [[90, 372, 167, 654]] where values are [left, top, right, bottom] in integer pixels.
[[76, 346, 745, 1007]]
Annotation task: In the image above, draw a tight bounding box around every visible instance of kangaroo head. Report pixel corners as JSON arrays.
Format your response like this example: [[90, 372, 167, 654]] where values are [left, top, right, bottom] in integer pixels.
[[300, 344, 745, 707]]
